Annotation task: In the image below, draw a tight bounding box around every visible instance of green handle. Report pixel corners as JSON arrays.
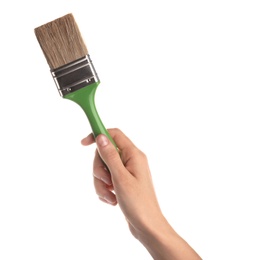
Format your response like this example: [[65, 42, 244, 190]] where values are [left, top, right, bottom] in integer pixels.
[[64, 82, 117, 148]]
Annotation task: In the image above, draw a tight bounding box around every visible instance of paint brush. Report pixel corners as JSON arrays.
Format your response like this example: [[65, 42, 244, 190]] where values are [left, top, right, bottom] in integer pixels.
[[34, 13, 117, 148]]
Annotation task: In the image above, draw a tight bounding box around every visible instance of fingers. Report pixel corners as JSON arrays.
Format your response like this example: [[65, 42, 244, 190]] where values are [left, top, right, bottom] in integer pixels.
[[81, 128, 137, 154], [82, 128, 150, 206], [105, 129, 150, 180], [94, 177, 117, 205], [81, 133, 95, 146], [93, 150, 117, 205], [81, 131, 121, 205], [106, 128, 136, 151], [93, 150, 112, 186], [82, 128, 148, 178], [95, 134, 126, 179]]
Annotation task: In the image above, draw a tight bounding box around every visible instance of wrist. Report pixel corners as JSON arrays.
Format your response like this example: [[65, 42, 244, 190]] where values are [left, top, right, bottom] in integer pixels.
[[136, 215, 201, 260], [136, 214, 174, 257]]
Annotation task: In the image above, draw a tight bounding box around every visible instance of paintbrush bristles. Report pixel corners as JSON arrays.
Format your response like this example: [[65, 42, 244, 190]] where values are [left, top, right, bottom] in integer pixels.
[[34, 13, 88, 70]]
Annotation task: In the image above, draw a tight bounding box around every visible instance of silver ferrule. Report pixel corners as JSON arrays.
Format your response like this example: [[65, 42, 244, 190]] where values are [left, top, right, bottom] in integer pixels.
[[51, 55, 100, 97]]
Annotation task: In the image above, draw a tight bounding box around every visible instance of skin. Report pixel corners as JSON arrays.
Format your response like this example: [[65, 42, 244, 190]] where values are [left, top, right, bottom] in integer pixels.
[[81, 128, 202, 260]]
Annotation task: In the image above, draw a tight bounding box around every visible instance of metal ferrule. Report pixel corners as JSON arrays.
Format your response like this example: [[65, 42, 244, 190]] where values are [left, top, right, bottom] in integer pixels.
[[51, 55, 100, 97]]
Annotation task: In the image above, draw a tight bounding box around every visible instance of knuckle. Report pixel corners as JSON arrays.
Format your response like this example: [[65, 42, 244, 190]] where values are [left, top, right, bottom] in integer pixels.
[[105, 148, 119, 163], [131, 147, 147, 160], [139, 150, 147, 160], [107, 128, 123, 136], [138, 150, 148, 162]]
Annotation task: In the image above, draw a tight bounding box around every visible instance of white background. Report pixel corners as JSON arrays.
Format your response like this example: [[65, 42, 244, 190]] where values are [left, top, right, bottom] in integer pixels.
[[0, 0, 264, 259]]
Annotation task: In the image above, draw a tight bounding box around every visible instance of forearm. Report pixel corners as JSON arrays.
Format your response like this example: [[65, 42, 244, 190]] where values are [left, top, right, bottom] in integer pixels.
[[137, 215, 202, 260]]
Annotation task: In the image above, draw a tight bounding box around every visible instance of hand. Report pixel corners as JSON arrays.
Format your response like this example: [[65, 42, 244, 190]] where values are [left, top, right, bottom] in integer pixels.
[[81, 128, 201, 260], [81, 128, 163, 237]]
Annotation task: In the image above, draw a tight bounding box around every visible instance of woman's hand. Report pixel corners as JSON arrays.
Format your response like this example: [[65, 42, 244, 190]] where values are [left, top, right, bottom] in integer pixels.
[[81, 128, 201, 260], [81, 128, 163, 237]]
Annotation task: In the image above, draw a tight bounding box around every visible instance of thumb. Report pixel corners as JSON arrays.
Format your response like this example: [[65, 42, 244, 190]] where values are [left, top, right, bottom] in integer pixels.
[[96, 134, 124, 177]]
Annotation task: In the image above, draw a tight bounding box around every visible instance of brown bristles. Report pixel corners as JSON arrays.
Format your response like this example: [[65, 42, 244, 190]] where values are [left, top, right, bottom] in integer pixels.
[[34, 13, 88, 70]]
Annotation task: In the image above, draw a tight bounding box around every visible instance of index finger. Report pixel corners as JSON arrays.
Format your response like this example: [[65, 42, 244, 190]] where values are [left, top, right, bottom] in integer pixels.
[[107, 128, 137, 152]]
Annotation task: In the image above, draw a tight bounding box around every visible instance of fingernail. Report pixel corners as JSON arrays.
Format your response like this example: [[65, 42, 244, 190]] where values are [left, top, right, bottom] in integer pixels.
[[102, 177, 112, 186], [97, 134, 109, 147], [103, 195, 116, 205]]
